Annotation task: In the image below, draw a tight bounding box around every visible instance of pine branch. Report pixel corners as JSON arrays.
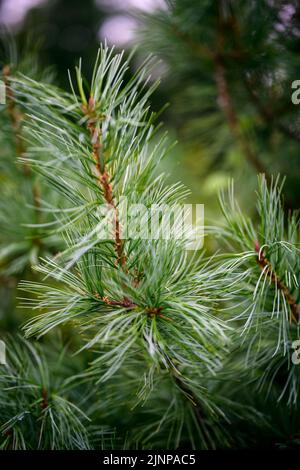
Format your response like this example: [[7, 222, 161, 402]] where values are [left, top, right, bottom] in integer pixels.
[[83, 96, 126, 269], [18, 49, 230, 420], [218, 175, 300, 404], [101, 295, 167, 319]]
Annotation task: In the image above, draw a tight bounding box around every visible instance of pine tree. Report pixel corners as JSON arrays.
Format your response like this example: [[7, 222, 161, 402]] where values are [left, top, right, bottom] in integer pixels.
[[1, 40, 300, 450]]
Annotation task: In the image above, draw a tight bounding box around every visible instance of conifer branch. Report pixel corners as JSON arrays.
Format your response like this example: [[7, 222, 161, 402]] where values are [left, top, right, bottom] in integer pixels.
[[101, 295, 168, 319], [17, 49, 230, 416]]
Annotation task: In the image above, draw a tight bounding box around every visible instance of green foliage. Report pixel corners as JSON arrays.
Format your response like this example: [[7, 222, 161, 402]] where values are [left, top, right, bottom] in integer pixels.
[[15, 48, 232, 427], [219, 175, 300, 405], [0, 336, 93, 449], [0, 39, 300, 450]]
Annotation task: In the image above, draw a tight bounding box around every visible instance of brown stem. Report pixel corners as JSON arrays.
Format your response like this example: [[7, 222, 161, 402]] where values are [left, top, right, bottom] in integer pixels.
[[102, 295, 136, 309], [41, 387, 48, 411], [83, 96, 126, 269], [101, 295, 167, 319], [255, 241, 300, 323]]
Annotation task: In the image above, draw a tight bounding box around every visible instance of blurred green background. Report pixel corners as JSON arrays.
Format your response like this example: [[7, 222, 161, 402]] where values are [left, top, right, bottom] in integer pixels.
[[1, 0, 300, 449], [1, 0, 299, 215]]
